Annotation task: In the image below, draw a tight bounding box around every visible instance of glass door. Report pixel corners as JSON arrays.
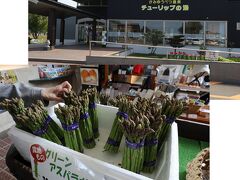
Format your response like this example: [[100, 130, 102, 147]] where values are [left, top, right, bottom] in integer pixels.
[[78, 24, 93, 44], [96, 22, 106, 41], [78, 24, 86, 44]]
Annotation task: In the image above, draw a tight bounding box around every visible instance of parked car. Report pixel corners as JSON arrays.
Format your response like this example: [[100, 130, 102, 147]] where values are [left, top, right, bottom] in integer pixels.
[[186, 38, 204, 45]]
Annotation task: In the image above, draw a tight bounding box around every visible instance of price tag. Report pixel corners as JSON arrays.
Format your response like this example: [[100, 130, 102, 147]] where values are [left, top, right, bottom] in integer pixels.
[[188, 114, 198, 119], [205, 51, 219, 61]]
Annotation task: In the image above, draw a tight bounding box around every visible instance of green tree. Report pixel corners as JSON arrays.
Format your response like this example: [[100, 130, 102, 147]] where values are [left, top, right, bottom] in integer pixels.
[[185, 22, 203, 34], [169, 35, 185, 53], [29, 14, 48, 39], [145, 30, 164, 54]]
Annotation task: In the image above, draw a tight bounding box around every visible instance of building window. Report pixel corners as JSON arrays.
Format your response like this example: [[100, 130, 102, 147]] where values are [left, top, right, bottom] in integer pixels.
[[107, 19, 227, 47], [185, 21, 204, 46], [96, 21, 106, 41], [145, 21, 164, 45], [126, 20, 144, 44], [165, 21, 184, 44], [108, 20, 126, 43], [205, 22, 227, 47]]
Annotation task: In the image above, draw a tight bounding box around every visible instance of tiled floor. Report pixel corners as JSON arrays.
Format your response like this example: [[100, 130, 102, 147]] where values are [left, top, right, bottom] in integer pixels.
[[0, 136, 16, 180], [29, 45, 121, 64]]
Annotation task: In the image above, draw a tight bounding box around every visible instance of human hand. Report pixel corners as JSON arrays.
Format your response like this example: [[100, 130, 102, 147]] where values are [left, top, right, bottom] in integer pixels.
[[41, 81, 72, 102]]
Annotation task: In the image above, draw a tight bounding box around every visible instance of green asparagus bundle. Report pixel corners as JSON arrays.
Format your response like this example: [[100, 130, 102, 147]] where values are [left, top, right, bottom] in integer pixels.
[[119, 110, 154, 173], [157, 97, 186, 150], [16, 102, 62, 145], [63, 91, 96, 149], [55, 105, 84, 152], [34, 101, 64, 142], [0, 98, 63, 145], [142, 102, 165, 173], [104, 96, 134, 153], [0, 98, 33, 132], [135, 97, 151, 114], [63, 91, 81, 107], [99, 93, 110, 105], [107, 98, 118, 107], [78, 91, 96, 148], [86, 88, 99, 138]]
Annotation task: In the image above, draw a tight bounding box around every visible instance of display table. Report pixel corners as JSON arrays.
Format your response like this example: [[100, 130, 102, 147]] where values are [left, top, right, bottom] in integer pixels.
[[176, 83, 210, 93], [8, 104, 179, 180]]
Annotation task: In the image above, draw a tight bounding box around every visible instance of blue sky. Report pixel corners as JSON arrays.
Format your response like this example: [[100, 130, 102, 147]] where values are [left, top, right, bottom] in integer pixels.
[[58, 0, 77, 7]]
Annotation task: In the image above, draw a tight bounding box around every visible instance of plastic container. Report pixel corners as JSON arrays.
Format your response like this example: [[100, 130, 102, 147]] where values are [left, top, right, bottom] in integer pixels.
[[8, 104, 179, 180]]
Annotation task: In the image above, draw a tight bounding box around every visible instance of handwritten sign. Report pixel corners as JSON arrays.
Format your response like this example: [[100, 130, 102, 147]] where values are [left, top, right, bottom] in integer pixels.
[[30, 143, 110, 180], [205, 51, 219, 61]]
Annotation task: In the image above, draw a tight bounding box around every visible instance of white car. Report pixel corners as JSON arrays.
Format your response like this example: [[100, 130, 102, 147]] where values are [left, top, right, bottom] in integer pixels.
[[192, 39, 204, 45]]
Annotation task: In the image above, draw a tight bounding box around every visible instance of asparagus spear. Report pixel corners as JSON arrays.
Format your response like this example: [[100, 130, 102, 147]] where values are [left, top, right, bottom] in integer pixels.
[[87, 88, 100, 138], [79, 91, 96, 149]]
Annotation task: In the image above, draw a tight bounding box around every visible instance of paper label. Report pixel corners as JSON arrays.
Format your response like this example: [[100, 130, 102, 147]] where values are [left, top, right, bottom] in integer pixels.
[[188, 114, 198, 119], [205, 51, 219, 61], [30, 143, 110, 180]]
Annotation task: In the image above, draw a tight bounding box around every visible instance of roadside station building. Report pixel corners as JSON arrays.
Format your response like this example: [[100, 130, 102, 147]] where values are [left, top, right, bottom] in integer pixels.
[[30, 0, 240, 48]]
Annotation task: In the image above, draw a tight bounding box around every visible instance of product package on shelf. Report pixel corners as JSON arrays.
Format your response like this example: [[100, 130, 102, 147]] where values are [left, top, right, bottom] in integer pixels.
[[8, 104, 179, 180]]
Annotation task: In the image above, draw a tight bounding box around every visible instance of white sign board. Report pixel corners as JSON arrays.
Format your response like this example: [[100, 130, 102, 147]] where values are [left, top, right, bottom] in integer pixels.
[[237, 23, 240, 30], [205, 51, 219, 61], [29, 143, 113, 180]]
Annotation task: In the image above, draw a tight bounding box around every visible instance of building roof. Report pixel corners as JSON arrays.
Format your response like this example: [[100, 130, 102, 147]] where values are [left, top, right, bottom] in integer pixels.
[[29, 0, 100, 18], [73, 0, 107, 5]]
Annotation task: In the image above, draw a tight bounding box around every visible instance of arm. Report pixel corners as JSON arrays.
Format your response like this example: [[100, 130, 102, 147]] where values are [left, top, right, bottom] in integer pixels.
[[0, 82, 43, 106], [0, 81, 72, 106]]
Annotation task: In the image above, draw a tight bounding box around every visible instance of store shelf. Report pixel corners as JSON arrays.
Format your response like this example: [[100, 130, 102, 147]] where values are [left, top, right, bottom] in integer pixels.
[[176, 83, 210, 92], [179, 113, 209, 124], [112, 74, 148, 86], [176, 118, 209, 142], [28, 74, 73, 83]]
